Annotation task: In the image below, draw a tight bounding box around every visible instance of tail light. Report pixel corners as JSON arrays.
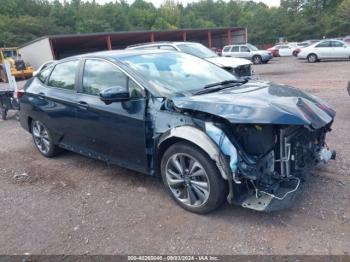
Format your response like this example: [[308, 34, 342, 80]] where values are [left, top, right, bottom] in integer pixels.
[[15, 89, 24, 99]]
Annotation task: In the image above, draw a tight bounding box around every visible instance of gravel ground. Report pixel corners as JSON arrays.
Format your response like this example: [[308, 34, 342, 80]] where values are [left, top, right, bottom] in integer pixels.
[[0, 57, 349, 255]]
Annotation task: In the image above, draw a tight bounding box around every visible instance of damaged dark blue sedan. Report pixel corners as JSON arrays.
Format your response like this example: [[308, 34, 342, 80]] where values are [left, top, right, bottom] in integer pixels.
[[20, 50, 336, 213]]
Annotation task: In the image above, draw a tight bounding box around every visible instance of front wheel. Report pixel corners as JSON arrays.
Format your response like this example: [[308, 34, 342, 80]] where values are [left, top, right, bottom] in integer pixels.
[[161, 142, 227, 214], [31, 120, 61, 157], [252, 55, 263, 65], [307, 54, 318, 63]]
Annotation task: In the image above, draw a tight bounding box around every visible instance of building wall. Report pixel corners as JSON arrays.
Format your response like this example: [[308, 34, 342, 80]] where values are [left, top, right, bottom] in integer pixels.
[[19, 38, 53, 69]]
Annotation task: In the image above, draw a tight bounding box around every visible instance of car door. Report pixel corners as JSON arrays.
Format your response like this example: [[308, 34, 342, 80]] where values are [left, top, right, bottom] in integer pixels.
[[314, 41, 332, 58], [239, 46, 252, 59], [74, 58, 148, 173], [227, 46, 239, 58], [331, 40, 349, 59], [30, 59, 81, 146]]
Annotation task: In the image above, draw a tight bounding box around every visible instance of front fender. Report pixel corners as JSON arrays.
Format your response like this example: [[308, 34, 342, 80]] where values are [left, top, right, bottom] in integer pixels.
[[158, 124, 236, 180]]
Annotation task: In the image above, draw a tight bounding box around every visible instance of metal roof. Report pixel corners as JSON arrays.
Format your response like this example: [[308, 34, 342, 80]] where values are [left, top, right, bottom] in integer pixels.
[[19, 27, 246, 48]]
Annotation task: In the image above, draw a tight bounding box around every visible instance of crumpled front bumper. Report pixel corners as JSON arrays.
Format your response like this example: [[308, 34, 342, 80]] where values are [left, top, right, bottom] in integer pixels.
[[240, 147, 336, 212]]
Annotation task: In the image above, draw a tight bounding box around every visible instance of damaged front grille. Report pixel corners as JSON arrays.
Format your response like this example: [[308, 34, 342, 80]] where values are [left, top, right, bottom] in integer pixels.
[[277, 126, 328, 178], [234, 64, 252, 77]]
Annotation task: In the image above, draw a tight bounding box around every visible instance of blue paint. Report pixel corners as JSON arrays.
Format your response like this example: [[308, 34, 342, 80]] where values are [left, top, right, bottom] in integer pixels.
[[205, 122, 238, 172]]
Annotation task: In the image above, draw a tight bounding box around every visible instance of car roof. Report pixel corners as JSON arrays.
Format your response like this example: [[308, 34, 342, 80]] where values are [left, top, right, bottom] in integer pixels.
[[59, 49, 174, 62], [127, 41, 200, 48]]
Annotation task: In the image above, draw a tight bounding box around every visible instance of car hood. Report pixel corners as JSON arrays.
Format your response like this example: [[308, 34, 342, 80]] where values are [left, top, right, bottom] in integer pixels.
[[206, 57, 252, 68], [172, 80, 336, 129], [254, 50, 271, 55]]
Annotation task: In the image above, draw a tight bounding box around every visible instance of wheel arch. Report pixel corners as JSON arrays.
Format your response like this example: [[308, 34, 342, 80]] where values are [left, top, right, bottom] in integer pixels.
[[157, 125, 231, 180]]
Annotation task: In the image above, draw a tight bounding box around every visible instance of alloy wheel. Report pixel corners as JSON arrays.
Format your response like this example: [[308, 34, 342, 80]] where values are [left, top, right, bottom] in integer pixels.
[[165, 153, 210, 207], [308, 54, 317, 63], [32, 121, 51, 154]]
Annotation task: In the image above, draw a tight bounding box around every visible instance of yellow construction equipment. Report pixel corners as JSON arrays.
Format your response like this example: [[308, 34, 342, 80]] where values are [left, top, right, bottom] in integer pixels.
[[0, 47, 33, 82]]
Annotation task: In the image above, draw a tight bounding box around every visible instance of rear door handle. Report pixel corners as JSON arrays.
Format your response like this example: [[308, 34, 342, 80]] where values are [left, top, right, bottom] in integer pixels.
[[77, 101, 89, 110]]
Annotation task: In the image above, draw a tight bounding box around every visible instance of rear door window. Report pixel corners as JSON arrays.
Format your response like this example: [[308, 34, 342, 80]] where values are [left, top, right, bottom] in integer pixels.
[[223, 46, 232, 52], [332, 41, 344, 47], [48, 60, 79, 90], [316, 41, 331, 48]]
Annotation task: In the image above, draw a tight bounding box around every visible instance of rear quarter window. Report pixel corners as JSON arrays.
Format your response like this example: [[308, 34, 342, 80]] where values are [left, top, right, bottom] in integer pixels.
[[223, 46, 232, 52], [37, 68, 51, 84]]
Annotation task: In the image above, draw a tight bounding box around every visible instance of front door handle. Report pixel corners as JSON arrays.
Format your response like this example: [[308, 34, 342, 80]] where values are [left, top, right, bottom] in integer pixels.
[[77, 101, 89, 110]]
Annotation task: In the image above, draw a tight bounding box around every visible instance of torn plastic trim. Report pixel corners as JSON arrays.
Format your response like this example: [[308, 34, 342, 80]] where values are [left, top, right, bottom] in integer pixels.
[[205, 122, 241, 184], [158, 125, 230, 180]]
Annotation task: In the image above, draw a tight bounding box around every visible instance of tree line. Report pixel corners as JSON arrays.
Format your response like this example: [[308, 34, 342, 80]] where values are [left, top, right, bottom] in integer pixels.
[[0, 0, 349, 47]]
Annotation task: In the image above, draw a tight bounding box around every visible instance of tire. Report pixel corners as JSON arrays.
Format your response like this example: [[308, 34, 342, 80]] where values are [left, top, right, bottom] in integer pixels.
[[161, 142, 227, 214], [31, 120, 61, 157], [307, 54, 318, 63], [1, 108, 7, 120], [252, 55, 263, 65], [293, 51, 298, 57]]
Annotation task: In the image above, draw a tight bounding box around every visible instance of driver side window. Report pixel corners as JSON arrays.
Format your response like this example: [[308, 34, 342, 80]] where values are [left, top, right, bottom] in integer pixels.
[[240, 46, 250, 52], [82, 59, 144, 98]]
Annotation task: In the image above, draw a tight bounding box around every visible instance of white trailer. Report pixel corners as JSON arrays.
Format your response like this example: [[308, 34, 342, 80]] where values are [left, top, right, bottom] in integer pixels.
[[19, 37, 54, 70]]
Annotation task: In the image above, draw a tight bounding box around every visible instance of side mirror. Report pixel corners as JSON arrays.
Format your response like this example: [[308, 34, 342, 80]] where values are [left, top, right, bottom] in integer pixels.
[[100, 86, 129, 104]]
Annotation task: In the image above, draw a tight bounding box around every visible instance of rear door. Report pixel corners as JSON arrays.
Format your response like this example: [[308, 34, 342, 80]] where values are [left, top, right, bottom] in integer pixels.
[[74, 58, 148, 173], [29, 59, 80, 146], [314, 41, 332, 58]]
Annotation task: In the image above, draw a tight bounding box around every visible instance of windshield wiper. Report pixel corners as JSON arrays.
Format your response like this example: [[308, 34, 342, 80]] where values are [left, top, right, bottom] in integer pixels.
[[203, 79, 248, 89], [193, 79, 248, 95]]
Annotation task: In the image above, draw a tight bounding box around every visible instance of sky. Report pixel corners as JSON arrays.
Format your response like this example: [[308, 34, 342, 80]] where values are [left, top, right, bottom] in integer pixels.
[[82, 0, 281, 7]]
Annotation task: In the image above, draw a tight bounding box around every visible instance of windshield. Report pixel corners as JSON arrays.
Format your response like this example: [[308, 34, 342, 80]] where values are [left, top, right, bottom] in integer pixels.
[[177, 43, 218, 59], [247, 44, 258, 51], [120, 52, 237, 95]]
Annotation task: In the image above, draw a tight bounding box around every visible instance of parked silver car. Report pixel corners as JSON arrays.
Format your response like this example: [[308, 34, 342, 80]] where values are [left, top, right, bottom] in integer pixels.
[[127, 41, 253, 78], [298, 39, 350, 63], [222, 43, 273, 64]]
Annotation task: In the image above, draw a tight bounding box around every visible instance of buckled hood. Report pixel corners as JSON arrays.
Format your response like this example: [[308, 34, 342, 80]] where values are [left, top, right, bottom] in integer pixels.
[[206, 57, 252, 68], [172, 80, 336, 129]]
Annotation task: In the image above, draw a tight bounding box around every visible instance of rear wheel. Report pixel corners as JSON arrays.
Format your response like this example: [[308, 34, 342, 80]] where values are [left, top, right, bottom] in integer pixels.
[[307, 54, 318, 63], [31, 120, 61, 157], [252, 55, 263, 65], [0, 70, 8, 83], [161, 142, 227, 214], [1, 108, 7, 120]]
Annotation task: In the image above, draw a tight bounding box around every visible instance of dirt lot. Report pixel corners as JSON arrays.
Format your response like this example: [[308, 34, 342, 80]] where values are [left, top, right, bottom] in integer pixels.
[[0, 57, 349, 255]]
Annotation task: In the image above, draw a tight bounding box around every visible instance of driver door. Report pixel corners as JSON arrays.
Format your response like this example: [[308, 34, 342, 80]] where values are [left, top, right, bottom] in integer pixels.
[[239, 46, 251, 59], [74, 58, 148, 173]]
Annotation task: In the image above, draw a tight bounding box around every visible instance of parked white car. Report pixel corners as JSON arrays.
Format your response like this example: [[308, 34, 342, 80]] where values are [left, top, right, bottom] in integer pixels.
[[127, 42, 253, 78], [271, 44, 297, 56], [298, 39, 350, 63], [222, 43, 273, 64]]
